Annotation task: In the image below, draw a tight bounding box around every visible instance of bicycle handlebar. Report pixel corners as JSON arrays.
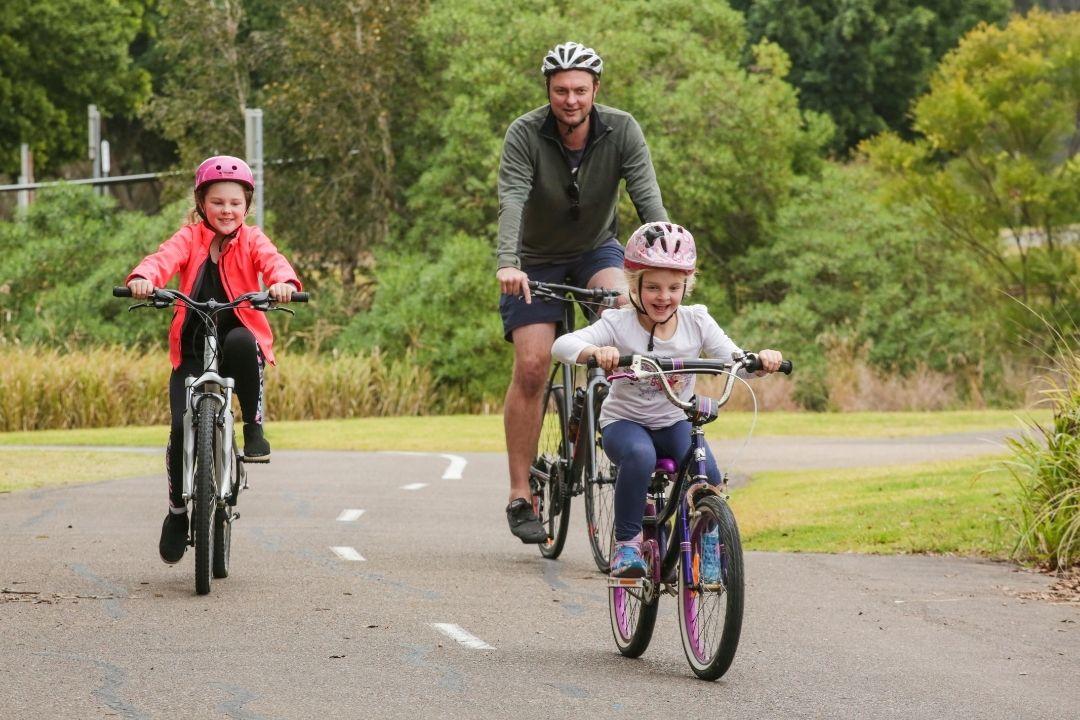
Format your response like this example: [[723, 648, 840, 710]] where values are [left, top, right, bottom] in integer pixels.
[[527, 280, 621, 300], [587, 354, 793, 375], [113, 286, 309, 305]]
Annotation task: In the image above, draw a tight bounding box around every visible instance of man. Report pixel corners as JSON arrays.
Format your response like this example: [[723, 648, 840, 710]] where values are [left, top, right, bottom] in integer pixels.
[[497, 41, 669, 542]]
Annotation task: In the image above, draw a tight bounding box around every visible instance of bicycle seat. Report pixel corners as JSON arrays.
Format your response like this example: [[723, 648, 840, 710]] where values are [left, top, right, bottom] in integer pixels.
[[654, 458, 677, 474]]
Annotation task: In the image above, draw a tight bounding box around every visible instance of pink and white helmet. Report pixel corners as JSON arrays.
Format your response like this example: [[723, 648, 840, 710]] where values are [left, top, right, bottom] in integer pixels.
[[194, 155, 254, 194], [624, 222, 697, 272]]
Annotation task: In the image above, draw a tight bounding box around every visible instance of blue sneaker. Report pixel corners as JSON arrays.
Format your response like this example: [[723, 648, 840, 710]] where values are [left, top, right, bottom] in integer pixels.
[[700, 528, 721, 584], [610, 543, 648, 578]]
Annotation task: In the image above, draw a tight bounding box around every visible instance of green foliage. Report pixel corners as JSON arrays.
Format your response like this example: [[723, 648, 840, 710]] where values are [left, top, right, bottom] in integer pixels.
[[0, 0, 151, 174], [0, 186, 179, 346], [731, 0, 1011, 153], [1006, 313, 1080, 569], [864, 10, 1080, 319], [729, 163, 1004, 409], [335, 233, 508, 406]]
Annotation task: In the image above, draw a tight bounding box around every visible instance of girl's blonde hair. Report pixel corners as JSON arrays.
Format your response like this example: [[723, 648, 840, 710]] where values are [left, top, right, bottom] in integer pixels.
[[625, 267, 697, 302]]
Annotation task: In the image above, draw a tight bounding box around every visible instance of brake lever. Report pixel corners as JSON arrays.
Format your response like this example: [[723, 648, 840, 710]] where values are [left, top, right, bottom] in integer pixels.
[[269, 305, 295, 316]]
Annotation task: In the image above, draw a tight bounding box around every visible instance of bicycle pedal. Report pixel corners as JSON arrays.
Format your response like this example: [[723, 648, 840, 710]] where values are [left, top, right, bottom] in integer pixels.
[[607, 577, 646, 588], [239, 454, 270, 464]]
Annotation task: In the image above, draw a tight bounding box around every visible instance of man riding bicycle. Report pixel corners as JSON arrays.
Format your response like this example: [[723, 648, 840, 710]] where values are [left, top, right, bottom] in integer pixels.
[[497, 41, 669, 543]]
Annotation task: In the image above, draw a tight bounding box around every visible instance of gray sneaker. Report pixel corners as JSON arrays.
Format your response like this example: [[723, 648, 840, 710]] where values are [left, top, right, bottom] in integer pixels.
[[506, 498, 548, 544]]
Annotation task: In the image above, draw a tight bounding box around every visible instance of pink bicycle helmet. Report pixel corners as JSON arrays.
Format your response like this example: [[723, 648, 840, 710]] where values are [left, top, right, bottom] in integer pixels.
[[194, 155, 254, 194], [624, 222, 697, 272]]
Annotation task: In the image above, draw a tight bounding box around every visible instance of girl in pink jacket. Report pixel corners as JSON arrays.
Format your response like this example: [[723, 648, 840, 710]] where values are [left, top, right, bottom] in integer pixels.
[[126, 155, 301, 564]]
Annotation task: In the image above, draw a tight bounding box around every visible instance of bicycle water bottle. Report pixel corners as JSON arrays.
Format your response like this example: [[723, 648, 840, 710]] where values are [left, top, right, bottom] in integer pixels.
[[568, 387, 586, 441]]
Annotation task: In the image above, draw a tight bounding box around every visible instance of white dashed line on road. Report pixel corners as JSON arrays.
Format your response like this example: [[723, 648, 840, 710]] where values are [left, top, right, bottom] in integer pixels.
[[401, 483, 428, 491], [336, 509, 366, 522], [330, 546, 365, 562], [439, 454, 466, 480], [431, 623, 495, 650]]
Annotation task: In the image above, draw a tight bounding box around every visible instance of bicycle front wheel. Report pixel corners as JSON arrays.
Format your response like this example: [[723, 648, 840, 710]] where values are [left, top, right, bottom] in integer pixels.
[[531, 369, 570, 559], [193, 397, 219, 595], [677, 495, 745, 680], [584, 425, 616, 573]]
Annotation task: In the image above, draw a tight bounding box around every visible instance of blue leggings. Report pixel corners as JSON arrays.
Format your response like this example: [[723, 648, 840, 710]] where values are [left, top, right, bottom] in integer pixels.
[[601, 419, 723, 541]]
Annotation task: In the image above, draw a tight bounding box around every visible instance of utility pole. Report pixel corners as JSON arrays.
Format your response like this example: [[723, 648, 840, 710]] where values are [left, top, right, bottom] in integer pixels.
[[17, 144, 33, 209], [244, 108, 265, 228], [88, 105, 102, 196]]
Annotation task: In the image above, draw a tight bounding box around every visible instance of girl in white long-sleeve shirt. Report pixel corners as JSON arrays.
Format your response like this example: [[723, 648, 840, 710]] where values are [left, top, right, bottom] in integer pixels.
[[551, 222, 783, 578]]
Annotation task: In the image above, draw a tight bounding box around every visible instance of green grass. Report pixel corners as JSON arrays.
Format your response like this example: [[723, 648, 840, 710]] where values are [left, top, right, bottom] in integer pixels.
[[733, 456, 1014, 556], [0, 449, 159, 494], [0, 409, 1048, 452]]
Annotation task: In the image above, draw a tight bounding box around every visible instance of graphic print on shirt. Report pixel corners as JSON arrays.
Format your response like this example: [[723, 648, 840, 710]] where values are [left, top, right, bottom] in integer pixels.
[[628, 371, 691, 399]]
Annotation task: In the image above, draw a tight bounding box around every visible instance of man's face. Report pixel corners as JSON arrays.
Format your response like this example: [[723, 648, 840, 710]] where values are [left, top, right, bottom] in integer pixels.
[[547, 70, 599, 127]]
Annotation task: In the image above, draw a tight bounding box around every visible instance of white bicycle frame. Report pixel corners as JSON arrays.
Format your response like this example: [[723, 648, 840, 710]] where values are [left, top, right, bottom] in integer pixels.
[[180, 330, 241, 505]]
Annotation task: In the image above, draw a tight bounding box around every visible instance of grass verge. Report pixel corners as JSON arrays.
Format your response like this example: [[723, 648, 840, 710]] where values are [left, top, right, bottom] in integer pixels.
[[0, 449, 159, 494], [734, 456, 1013, 557], [0, 409, 1048, 452]]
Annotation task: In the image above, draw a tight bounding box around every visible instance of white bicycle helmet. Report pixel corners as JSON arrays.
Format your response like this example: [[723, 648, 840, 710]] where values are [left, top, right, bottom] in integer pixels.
[[541, 41, 603, 77]]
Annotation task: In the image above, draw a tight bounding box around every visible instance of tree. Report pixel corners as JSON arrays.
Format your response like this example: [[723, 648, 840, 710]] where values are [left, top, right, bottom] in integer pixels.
[[730, 0, 1012, 153], [0, 0, 150, 175], [864, 10, 1080, 315]]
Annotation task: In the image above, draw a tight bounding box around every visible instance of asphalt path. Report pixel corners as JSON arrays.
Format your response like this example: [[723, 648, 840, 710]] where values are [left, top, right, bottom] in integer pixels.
[[2, 433, 1077, 719]]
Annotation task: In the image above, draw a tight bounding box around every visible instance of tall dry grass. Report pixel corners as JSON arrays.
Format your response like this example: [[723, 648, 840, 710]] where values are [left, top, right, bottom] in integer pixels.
[[0, 345, 473, 432]]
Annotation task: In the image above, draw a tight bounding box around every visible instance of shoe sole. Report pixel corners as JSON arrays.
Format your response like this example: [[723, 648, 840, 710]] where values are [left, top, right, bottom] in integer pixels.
[[611, 567, 647, 579], [159, 551, 184, 565], [241, 454, 270, 464]]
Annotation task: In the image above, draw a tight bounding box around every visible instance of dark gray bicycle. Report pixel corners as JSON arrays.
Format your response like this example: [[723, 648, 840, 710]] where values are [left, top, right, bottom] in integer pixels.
[[527, 280, 622, 571], [114, 286, 307, 595]]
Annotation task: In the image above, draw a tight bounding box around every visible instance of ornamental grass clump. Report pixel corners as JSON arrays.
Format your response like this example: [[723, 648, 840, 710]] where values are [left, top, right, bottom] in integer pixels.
[[1005, 320, 1080, 570]]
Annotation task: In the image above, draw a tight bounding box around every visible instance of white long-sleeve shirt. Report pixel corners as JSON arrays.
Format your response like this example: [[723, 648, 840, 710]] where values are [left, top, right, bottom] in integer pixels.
[[551, 305, 744, 429]]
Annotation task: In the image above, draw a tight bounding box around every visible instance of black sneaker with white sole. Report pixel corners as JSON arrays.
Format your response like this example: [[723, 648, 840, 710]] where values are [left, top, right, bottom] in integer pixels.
[[243, 423, 270, 462], [506, 497, 548, 544]]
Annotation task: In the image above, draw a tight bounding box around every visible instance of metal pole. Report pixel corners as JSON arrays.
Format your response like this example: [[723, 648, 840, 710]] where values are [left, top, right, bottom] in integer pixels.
[[88, 105, 102, 196], [17, 144, 32, 209], [244, 108, 265, 228]]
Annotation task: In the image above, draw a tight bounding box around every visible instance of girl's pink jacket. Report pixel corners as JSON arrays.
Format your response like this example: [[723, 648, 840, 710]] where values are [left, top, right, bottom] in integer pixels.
[[126, 222, 302, 369]]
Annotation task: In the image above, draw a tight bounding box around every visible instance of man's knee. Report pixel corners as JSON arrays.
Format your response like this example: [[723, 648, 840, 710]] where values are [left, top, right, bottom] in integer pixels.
[[511, 355, 550, 397]]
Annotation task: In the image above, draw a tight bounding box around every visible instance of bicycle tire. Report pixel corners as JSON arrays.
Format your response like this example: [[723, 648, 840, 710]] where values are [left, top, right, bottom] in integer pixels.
[[608, 577, 659, 658], [584, 417, 617, 573], [531, 370, 571, 559], [677, 495, 745, 680], [193, 397, 218, 595]]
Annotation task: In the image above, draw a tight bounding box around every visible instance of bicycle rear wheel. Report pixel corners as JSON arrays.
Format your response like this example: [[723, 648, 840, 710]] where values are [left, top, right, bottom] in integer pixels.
[[213, 447, 235, 578], [584, 421, 616, 573], [608, 577, 659, 658], [531, 368, 570, 559], [193, 397, 219, 596], [677, 495, 745, 680]]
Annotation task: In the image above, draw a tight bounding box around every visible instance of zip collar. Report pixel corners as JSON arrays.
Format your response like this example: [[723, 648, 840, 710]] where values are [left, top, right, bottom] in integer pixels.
[[540, 106, 612, 161]]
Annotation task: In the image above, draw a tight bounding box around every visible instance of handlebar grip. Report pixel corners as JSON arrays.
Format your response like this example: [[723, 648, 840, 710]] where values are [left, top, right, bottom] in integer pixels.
[[586, 356, 599, 369], [619, 355, 635, 367], [113, 286, 133, 298], [290, 292, 309, 303], [780, 359, 793, 375]]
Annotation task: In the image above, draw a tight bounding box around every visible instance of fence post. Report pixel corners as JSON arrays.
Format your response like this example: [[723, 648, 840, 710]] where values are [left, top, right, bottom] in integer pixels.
[[88, 105, 102, 196], [244, 108, 265, 228], [17, 144, 33, 209]]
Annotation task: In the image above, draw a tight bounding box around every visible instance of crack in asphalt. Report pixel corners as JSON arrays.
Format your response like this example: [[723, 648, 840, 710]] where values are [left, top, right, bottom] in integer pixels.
[[70, 563, 127, 619], [38, 652, 148, 719]]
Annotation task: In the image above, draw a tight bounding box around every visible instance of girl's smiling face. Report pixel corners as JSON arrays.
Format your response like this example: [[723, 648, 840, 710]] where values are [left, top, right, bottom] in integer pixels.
[[637, 268, 687, 323], [201, 181, 248, 235]]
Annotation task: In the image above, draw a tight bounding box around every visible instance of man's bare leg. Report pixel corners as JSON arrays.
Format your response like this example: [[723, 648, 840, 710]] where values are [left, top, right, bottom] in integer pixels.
[[505, 322, 557, 503], [587, 266, 628, 310]]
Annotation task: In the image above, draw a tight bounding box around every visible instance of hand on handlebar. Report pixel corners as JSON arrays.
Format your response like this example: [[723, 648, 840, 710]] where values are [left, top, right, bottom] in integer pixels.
[[496, 267, 531, 304], [754, 349, 784, 376], [587, 345, 621, 372], [267, 282, 295, 303], [128, 278, 154, 300]]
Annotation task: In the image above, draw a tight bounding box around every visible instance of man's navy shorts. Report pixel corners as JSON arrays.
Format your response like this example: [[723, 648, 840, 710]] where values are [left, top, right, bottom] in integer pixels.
[[499, 239, 624, 342]]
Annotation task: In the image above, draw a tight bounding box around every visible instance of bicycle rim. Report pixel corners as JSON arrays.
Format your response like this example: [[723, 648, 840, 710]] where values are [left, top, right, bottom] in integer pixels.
[[677, 495, 744, 680], [193, 397, 218, 595], [608, 581, 658, 658], [585, 429, 616, 572], [533, 372, 570, 559]]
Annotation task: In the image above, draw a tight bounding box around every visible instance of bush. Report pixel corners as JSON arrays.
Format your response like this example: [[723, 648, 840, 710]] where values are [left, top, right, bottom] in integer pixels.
[[1005, 314, 1080, 570]]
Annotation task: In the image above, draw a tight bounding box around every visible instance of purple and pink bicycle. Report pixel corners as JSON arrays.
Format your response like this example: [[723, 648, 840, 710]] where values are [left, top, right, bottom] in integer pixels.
[[601, 351, 792, 680]]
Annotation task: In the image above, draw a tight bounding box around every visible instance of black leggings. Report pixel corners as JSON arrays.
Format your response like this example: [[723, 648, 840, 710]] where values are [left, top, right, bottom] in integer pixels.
[[165, 327, 264, 509]]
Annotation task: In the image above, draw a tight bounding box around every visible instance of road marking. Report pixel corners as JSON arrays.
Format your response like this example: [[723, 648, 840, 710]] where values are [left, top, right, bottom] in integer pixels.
[[431, 623, 495, 650], [336, 509, 366, 522], [439, 454, 466, 480], [330, 546, 365, 562], [401, 483, 428, 491], [377, 451, 467, 480]]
